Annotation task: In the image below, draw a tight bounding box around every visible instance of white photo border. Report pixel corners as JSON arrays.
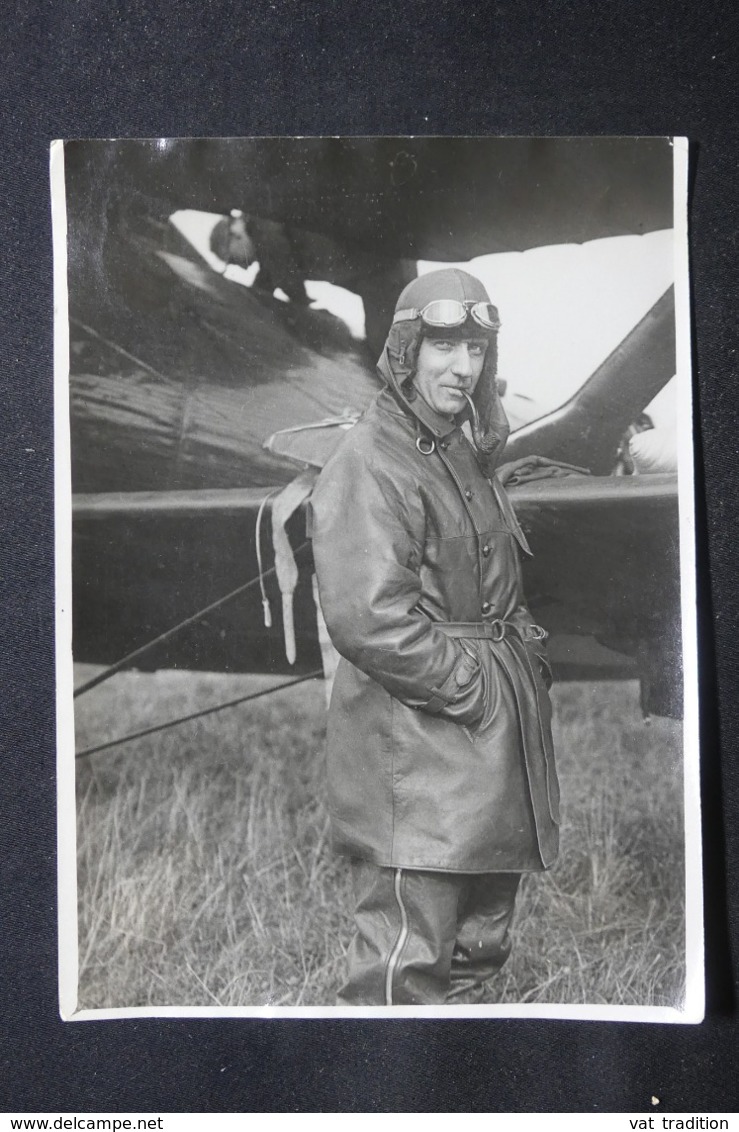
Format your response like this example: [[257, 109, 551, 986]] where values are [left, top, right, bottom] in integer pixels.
[[52, 136, 703, 1023]]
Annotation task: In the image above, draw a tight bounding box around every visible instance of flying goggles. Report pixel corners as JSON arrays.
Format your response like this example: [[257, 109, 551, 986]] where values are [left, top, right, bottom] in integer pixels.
[[393, 298, 500, 331]]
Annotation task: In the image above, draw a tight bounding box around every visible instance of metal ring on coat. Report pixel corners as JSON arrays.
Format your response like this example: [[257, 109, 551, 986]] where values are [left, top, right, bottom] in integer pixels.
[[488, 618, 506, 642], [416, 435, 436, 455]]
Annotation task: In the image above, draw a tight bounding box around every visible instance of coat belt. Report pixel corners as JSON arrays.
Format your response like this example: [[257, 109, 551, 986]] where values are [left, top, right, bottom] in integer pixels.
[[437, 619, 547, 643]]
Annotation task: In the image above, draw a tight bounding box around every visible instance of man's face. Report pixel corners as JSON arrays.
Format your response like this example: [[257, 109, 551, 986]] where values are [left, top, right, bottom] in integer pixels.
[[413, 335, 488, 417]]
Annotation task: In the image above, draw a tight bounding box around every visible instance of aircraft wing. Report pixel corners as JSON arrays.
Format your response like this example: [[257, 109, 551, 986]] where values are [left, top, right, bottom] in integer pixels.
[[71, 472, 681, 716], [64, 136, 673, 261]]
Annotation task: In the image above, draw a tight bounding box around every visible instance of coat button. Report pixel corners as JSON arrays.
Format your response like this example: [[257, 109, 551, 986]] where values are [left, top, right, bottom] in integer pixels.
[[481, 601, 491, 613], [464, 489, 473, 500], [482, 544, 491, 556]]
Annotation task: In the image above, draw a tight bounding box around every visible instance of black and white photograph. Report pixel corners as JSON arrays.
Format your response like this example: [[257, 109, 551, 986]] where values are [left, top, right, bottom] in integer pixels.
[[53, 135, 700, 1021]]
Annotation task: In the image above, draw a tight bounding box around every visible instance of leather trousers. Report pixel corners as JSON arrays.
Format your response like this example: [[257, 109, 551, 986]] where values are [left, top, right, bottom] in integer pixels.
[[338, 861, 521, 1006]]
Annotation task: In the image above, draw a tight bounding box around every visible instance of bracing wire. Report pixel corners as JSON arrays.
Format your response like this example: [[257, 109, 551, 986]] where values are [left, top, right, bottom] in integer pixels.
[[73, 539, 311, 699], [76, 669, 324, 759]]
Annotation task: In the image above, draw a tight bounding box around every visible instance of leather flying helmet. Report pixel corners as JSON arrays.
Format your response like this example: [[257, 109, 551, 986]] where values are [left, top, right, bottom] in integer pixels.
[[376, 268, 510, 470]]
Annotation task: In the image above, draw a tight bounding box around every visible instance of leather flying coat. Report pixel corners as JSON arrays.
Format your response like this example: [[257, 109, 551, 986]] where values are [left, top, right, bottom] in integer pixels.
[[311, 270, 560, 873]]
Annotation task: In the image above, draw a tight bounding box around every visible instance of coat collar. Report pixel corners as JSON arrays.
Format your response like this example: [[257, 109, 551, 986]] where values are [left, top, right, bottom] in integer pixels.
[[378, 371, 460, 439]]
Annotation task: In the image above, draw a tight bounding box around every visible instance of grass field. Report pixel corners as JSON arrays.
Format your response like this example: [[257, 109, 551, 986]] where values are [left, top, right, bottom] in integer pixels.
[[72, 667, 686, 1010]]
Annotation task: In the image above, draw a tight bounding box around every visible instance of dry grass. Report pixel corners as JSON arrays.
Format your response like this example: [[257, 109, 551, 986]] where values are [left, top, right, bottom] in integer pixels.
[[72, 668, 685, 1010]]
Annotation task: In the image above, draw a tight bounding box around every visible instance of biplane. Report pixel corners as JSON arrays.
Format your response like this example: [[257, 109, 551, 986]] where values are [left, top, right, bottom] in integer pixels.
[[61, 136, 684, 720]]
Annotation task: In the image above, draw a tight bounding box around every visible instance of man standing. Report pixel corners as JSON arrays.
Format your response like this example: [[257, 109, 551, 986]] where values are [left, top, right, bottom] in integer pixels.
[[310, 268, 559, 1006]]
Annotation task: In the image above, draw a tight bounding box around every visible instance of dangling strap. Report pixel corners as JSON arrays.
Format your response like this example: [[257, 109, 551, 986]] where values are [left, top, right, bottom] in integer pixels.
[[271, 470, 319, 664], [255, 488, 280, 627]]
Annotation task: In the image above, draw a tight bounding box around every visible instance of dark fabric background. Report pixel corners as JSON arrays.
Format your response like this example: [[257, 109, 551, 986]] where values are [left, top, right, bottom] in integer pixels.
[[2, 0, 737, 1113]]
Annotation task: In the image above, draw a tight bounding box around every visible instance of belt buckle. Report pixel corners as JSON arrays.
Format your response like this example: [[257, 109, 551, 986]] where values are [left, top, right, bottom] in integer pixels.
[[488, 618, 506, 642]]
